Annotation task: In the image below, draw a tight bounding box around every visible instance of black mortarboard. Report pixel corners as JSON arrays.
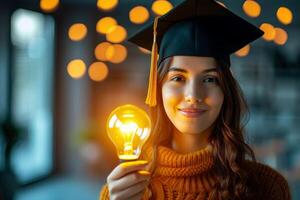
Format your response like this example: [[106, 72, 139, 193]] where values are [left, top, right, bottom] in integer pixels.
[[127, 0, 264, 107]]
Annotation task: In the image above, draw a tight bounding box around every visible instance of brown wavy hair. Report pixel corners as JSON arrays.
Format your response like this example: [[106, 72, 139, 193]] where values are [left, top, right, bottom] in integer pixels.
[[142, 56, 257, 200]]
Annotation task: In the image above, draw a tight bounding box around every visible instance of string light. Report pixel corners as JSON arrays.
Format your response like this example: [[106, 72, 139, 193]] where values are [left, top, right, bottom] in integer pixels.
[[276, 7, 293, 25], [235, 44, 250, 57], [243, 0, 261, 18], [152, 0, 173, 16], [129, 6, 149, 24], [96, 17, 117, 35], [260, 23, 276, 41], [97, 0, 118, 11], [68, 23, 87, 41], [106, 44, 127, 64], [106, 25, 127, 43], [88, 62, 109, 81], [274, 28, 288, 45], [94, 42, 112, 61], [67, 59, 86, 79], [40, 0, 59, 12]]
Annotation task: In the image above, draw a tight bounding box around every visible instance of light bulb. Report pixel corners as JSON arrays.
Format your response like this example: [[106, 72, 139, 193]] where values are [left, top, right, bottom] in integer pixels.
[[107, 104, 151, 160]]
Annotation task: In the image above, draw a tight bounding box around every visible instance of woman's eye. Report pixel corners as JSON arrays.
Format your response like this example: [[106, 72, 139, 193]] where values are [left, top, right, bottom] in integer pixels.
[[170, 76, 184, 82], [203, 77, 218, 83]]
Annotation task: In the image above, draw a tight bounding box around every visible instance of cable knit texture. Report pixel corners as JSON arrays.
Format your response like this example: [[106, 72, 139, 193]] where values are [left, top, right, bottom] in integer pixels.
[[99, 146, 291, 200]]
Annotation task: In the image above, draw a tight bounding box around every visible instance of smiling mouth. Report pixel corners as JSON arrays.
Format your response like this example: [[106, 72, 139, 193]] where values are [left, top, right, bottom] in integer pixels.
[[178, 108, 207, 118]]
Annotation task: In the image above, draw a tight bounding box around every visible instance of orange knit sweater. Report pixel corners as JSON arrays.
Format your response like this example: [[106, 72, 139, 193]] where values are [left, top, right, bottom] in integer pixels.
[[99, 146, 291, 200]]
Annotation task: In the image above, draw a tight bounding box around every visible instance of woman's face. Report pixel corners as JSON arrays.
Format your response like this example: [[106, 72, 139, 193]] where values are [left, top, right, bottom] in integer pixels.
[[162, 56, 224, 135]]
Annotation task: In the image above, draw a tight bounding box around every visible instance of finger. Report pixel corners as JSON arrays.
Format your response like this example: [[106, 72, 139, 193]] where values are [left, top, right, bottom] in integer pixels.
[[112, 180, 149, 200], [127, 191, 145, 200], [108, 160, 149, 181], [110, 171, 150, 192]]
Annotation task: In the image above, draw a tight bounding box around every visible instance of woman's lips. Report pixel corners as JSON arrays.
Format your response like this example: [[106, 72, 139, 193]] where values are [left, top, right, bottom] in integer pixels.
[[178, 108, 207, 118]]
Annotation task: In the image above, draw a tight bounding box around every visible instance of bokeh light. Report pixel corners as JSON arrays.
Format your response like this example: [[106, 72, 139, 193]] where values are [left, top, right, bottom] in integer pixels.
[[276, 7, 293, 25], [97, 0, 118, 11], [94, 42, 112, 61], [106, 25, 127, 43], [96, 17, 117, 35], [106, 44, 127, 64], [129, 6, 150, 24], [235, 44, 250, 57], [152, 0, 173, 16], [88, 62, 109, 81], [274, 28, 288, 45], [243, 0, 261, 18], [40, 0, 59, 12], [68, 23, 87, 41], [67, 59, 86, 79], [260, 23, 276, 41]]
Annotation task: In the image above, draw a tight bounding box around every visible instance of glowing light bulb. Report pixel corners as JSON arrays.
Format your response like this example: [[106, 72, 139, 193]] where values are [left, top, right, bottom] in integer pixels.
[[107, 105, 151, 160]]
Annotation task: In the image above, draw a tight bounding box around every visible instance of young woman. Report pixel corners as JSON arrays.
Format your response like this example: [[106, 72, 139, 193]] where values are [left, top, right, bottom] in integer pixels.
[[100, 0, 291, 199]]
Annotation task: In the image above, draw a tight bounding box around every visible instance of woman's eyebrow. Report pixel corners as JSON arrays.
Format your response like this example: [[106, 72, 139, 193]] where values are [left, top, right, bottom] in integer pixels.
[[167, 67, 187, 73], [167, 67, 217, 74], [201, 68, 218, 74]]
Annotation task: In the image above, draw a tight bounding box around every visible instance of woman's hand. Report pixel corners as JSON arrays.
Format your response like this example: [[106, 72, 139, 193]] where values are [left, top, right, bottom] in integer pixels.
[[106, 160, 151, 200]]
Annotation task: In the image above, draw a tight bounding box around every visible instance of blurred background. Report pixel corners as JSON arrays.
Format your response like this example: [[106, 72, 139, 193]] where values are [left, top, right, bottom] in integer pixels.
[[0, 0, 299, 199]]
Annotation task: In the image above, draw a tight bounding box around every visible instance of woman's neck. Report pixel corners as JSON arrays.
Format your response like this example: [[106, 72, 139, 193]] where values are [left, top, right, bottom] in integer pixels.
[[171, 127, 212, 154]]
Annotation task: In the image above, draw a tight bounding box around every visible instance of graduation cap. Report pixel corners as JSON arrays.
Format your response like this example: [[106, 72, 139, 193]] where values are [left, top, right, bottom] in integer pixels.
[[127, 0, 264, 107]]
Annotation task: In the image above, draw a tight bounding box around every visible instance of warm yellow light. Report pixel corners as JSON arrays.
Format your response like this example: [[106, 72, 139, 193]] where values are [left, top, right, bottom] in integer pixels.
[[96, 17, 117, 35], [129, 6, 150, 24], [274, 28, 288, 45], [88, 62, 109, 82], [40, 0, 59, 12], [68, 23, 87, 41], [97, 0, 118, 11], [235, 44, 250, 57], [120, 122, 138, 134], [106, 25, 127, 43], [94, 42, 112, 61], [152, 0, 173, 16], [105, 46, 114, 61], [106, 44, 127, 64], [107, 104, 151, 160], [67, 59, 86, 79], [243, 0, 261, 18], [260, 23, 276, 41], [138, 47, 151, 54], [276, 7, 293, 25]]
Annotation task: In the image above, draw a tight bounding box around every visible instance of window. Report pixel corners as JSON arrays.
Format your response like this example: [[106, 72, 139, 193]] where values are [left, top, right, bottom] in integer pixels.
[[10, 9, 55, 184]]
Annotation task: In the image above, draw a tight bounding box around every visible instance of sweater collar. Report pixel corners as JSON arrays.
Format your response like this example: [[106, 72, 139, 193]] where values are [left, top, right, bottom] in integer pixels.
[[155, 145, 214, 177]]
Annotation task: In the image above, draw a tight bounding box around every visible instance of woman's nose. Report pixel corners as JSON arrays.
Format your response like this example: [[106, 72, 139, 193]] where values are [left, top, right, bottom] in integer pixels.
[[184, 81, 203, 103], [184, 95, 202, 104]]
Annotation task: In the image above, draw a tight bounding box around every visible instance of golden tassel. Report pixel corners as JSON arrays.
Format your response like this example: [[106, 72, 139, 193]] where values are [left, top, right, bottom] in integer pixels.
[[145, 17, 159, 107]]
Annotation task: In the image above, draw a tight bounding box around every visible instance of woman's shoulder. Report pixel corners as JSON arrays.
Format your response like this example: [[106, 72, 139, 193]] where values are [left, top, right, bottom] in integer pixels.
[[245, 160, 287, 181], [244, 160, 291, 200]]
